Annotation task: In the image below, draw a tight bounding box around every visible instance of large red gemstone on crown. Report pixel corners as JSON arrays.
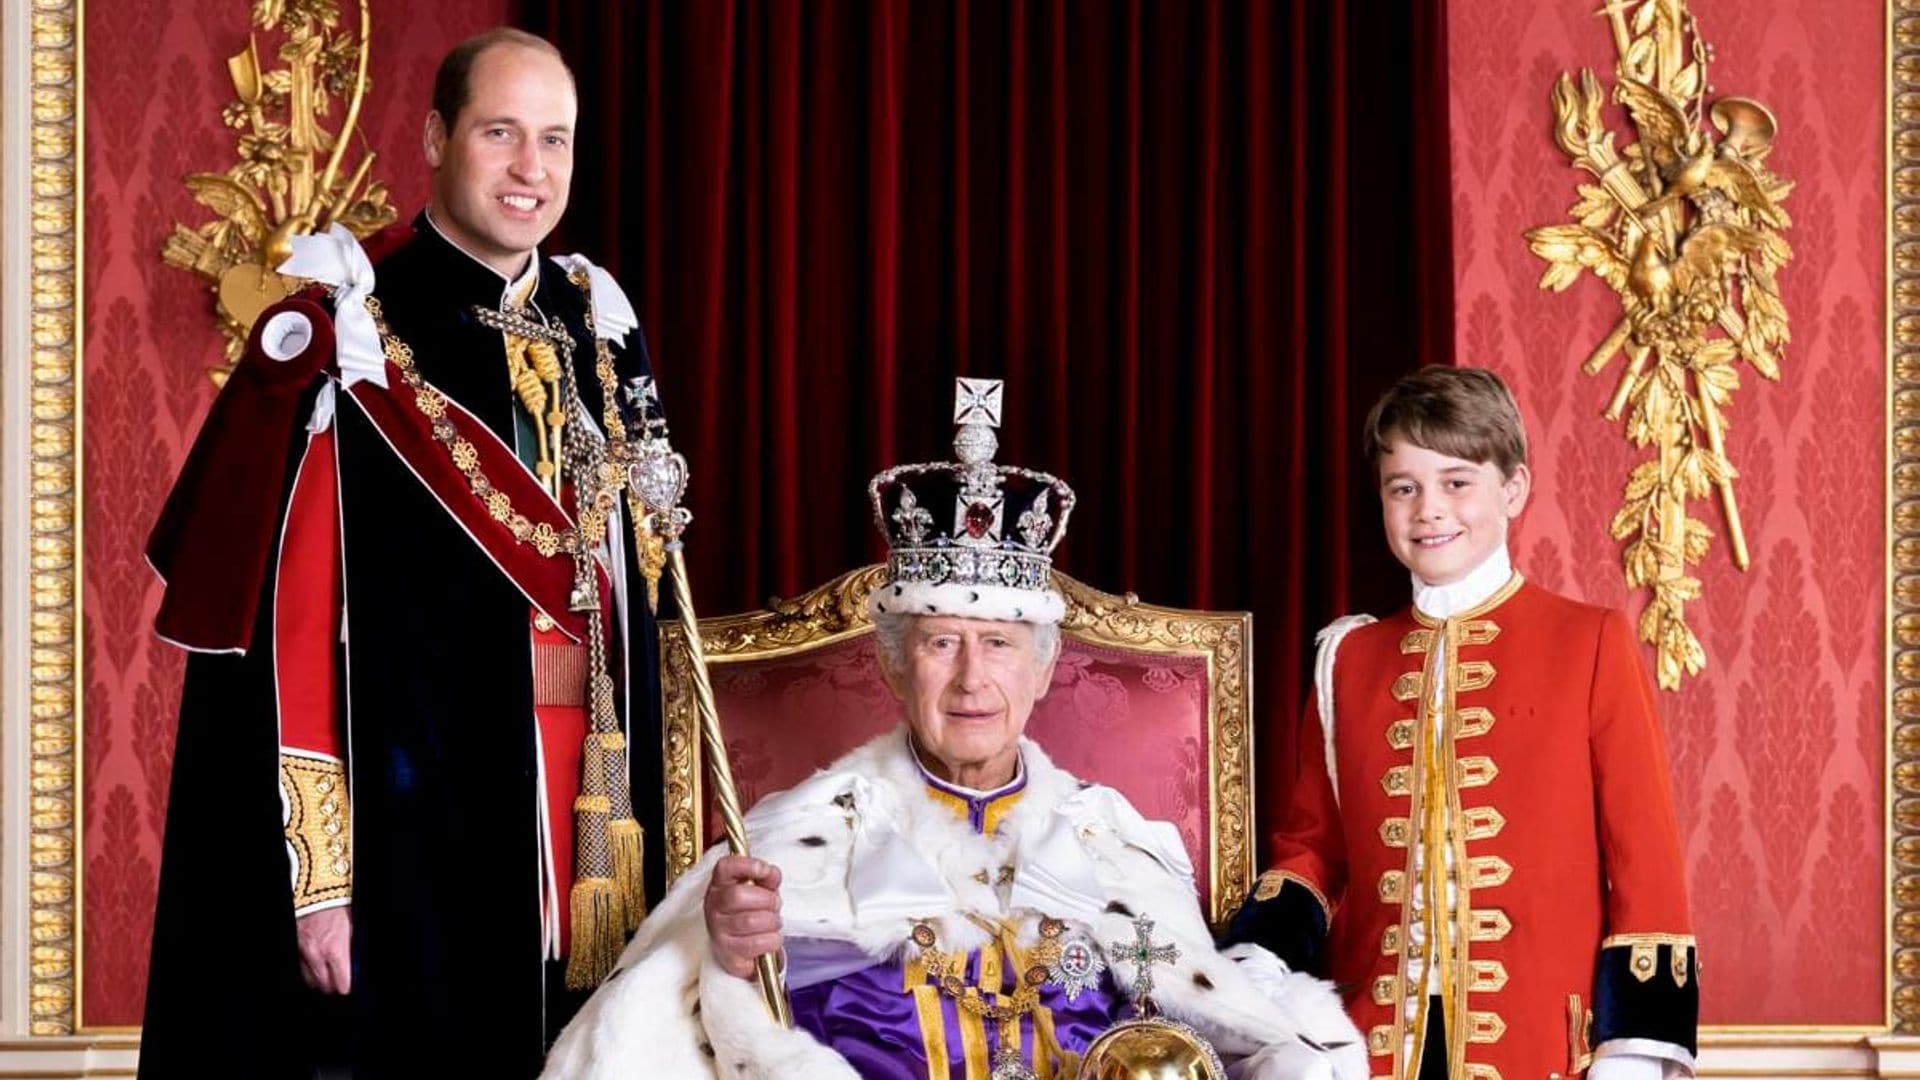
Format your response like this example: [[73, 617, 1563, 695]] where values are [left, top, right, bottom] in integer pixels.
[[964, 502, 994, 538]]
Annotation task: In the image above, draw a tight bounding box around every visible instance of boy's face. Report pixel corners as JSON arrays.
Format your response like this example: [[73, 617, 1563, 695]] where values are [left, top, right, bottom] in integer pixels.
[[1377, 437, 1530, 587]]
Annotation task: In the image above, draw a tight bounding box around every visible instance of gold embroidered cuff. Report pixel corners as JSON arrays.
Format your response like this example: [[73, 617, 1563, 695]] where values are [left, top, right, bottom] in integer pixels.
[[282, 753, 352, 911], [1602, 932, 1698, 987], [1592, 935, 1699, 1047]]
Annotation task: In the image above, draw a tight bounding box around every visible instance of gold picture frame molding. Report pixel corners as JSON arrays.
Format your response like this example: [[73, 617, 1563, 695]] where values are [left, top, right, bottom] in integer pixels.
[[1888, 0, 1919, 1042], [0, 0, 1910, 1061], [16, 0, 85, 1040]]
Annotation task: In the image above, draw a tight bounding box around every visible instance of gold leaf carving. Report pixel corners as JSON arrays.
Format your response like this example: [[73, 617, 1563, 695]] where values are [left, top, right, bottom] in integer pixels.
[[163, 0, 393, 380], [1524, 0, 1791, 689]]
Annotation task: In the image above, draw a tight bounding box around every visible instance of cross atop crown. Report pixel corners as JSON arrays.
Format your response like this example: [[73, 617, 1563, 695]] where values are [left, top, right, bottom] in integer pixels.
[[953, 377, 1003, 428]]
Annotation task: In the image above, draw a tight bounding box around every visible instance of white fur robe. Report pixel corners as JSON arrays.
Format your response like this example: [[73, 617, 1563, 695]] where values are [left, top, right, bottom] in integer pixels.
[[543, 728, 1365, 1079]]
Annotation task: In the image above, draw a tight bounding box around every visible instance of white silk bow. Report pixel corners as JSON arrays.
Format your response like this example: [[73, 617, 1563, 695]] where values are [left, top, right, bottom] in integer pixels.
[[277, 224, 388, 389]]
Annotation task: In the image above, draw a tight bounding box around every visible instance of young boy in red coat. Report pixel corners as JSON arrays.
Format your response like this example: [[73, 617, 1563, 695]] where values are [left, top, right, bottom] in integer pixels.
[[1224, 367, 1696, 1079]]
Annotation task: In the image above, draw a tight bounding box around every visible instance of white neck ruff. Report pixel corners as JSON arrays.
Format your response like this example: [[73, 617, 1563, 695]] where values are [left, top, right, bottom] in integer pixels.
[[1411, 543, 1513, 619]]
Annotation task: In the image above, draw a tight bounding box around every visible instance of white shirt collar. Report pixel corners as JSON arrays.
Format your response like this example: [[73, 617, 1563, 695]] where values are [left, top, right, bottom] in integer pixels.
[[422, 209, 541, 304], [1412, 544, 1514, 619]]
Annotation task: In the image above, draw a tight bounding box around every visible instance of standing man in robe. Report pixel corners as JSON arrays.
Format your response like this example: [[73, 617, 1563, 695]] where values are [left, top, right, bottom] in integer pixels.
[[140, 28, 667, 1078]]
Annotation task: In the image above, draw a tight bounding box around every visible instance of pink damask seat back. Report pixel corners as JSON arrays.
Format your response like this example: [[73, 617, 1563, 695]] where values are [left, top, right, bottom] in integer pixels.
[[659, 567, 1253, 925]]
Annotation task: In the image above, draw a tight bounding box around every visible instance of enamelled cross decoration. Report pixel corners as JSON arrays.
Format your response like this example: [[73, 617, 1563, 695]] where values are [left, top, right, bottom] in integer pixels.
[[1524, 0, 1792, 690], [1110, 915, 1180, 1011]]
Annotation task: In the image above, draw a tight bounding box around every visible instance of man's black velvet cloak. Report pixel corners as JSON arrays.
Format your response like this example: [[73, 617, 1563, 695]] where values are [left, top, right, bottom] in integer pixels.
[[138, 221, 666, 1079]]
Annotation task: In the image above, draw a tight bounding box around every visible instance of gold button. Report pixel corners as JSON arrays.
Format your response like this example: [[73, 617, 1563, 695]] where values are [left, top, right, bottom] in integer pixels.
[[534, 612, 556, 632]]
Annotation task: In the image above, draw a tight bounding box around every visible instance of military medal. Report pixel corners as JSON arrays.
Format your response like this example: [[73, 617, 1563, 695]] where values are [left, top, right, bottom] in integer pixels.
[[1048, 932, 1107, 1003]]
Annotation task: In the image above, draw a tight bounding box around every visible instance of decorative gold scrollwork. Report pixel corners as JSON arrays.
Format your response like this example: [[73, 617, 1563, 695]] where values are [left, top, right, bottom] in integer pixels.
[[1525, 0, 1792, 689], [162, 0, 393, 379]]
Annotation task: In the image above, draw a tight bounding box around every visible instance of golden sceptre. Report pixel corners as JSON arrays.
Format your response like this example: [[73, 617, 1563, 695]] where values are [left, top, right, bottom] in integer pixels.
[[624, 379, 792, 1028]]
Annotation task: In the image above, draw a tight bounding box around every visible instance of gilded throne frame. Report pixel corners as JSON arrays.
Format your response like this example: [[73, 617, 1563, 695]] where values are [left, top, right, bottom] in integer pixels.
[[658, 565, 1256, 927]]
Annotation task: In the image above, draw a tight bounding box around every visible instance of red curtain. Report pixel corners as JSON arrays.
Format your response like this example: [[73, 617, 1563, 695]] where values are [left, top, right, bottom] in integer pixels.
[[523, 0, 1451, 828]]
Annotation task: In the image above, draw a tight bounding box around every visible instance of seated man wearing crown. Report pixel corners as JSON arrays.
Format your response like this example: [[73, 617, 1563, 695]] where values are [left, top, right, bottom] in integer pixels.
[[543, 380, 1365, 1080]]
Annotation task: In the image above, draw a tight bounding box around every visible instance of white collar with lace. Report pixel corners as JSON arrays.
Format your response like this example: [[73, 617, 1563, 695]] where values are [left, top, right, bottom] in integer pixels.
[[1411, 543, 1513, 619]]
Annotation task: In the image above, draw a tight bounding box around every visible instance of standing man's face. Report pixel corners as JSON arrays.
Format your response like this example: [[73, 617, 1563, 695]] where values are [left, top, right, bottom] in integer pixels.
[[423, 44, 577, 278]]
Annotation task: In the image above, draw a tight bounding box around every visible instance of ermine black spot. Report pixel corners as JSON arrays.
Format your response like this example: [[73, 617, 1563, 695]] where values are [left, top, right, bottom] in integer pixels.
[[1192, 972, 1214, 990], [1105, 901, 1135, 917], [799, 835, 827, 847]]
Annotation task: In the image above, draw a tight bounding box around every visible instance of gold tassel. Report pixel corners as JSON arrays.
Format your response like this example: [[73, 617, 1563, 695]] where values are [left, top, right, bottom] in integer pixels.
[[607, 817, 647, 930], [632, 503, 666, 615], [563, 875, 624, 990]]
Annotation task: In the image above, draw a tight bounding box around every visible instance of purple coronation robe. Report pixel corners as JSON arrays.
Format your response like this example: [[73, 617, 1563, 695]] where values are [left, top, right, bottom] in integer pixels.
[[787, 756, 1129, 1079]]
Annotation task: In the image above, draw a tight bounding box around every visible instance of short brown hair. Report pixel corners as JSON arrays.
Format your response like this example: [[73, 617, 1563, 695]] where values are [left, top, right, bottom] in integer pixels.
[[431, 28, 572, 127], [1363, 366, 1528, 477]]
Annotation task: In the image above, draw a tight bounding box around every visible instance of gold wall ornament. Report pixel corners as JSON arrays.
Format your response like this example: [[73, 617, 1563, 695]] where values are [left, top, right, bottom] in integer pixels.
[[1890, 0, 1920, 1036], [1524, 0, 1792, 690], [162, 0, 394, 380], [27, 0, 82, 1038]]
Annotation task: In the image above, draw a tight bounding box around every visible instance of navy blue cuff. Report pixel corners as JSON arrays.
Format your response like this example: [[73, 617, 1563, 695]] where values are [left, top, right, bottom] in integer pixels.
[[1219, 877, 1330, 976], [1592, 939, 1698, 1054]]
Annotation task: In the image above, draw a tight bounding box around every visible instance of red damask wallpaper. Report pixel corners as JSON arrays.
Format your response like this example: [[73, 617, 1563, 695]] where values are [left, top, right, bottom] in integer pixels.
[[1450, 1, 1886, 1025], [81, 0, 509, 1028]]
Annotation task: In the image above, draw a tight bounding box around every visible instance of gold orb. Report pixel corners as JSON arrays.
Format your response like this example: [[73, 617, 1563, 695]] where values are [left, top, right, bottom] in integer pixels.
[[1077, 1016, 1224, 1080]]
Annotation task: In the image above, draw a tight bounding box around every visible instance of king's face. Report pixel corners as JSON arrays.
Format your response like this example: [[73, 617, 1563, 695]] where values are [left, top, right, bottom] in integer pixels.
[[425, 43, 577, 278], [890, 616, 1053, 789], [1377, 438, 1529, 587]]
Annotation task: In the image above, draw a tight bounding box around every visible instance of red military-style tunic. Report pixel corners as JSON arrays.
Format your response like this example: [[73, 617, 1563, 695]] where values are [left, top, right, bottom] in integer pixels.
[[1229, 567, 1697, 1080]]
